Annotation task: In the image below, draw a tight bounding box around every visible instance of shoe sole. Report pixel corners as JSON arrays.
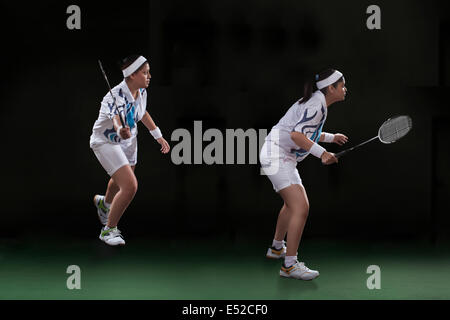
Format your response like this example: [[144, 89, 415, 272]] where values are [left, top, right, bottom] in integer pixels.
[[99, 235, 125, 246], [106, 242, 125, 246], [279, 271, 319, 281], [97, 211, 108, 226], [93, 195, 108, 225]]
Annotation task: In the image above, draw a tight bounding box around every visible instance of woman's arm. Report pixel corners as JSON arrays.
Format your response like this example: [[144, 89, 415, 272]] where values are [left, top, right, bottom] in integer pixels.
[[140, 111, 157, 131], [140, 111, 171, 154], [290, 132, 337, 165], [291, 131, 316, 151], [319, 132, 336, 143], [113, 114, 131, 139], [320, 132, 348, 145]]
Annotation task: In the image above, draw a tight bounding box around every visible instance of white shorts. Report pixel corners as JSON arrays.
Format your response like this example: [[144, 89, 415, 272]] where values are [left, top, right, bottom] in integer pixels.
[[92, 138, 137, 176], [260, 141, 302, 193]]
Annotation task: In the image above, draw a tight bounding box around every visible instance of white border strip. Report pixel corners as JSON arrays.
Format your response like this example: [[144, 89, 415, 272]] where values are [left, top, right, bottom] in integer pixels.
[[316, 70, 343, 89], [122, 56, 147, 78]]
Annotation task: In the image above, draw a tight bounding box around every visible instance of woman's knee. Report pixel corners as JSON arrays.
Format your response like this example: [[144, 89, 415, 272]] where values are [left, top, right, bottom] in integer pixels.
[[112, 166, 138, 196], [108, 178, 119, 190], [122, 178, 138, 196], [302, 206, 309, 218], [286, 202, 309, 217]]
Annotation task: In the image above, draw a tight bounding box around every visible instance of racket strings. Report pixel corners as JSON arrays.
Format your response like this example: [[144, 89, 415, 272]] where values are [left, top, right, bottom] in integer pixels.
[[379, 117, 412, 143], [380, 126, 410, 141]]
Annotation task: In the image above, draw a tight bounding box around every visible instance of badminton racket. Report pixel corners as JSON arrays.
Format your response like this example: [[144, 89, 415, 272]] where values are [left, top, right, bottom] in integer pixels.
[[98, 59, 126, 128], [335, 115, 412, 159]]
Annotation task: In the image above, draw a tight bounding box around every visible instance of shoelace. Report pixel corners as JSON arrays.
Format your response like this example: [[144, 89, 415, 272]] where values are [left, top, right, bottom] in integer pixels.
[[293, 261, 310, 271], [111, 228, 123, 238], [300, 262, 316, 272], [103, 227, 123, 238]]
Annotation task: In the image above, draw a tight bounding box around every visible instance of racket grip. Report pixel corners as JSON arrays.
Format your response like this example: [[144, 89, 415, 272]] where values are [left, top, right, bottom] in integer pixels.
[[119, 114, 126, 128], [117, 108, 126, 128], [335, 150, 348, 159]]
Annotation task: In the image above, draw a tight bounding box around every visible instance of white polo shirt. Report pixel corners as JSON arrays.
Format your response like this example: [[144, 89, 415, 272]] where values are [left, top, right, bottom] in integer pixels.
[[265, 90, 328, 162], [90, 80, 147, 149]]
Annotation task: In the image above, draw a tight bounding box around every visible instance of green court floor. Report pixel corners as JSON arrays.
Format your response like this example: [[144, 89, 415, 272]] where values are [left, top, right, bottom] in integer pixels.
[[1, 237, 449, 300]]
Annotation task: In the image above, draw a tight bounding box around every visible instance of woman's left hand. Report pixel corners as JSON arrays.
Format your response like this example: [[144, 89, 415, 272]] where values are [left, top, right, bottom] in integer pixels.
[[157, 137, 171, 154], [333, 133, 348, 146]]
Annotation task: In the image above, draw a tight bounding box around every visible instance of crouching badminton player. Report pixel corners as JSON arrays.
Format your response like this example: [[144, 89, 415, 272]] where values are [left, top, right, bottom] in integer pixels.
[[260, 69, 348, 279], [89, 55, 170, 246]]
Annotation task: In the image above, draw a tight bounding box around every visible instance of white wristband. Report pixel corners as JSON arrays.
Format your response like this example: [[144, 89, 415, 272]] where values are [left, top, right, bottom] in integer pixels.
[[309, 143, 326, 158], [116, 126, 123, 139], [323, 133, 335, 143], [150, 127, 162, 140]]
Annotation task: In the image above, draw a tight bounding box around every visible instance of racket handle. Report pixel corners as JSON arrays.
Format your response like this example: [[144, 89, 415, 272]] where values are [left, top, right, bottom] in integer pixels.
[[335, 150, 349, 159], [119, 112, 126, 128], [114, 110, 126, 129]]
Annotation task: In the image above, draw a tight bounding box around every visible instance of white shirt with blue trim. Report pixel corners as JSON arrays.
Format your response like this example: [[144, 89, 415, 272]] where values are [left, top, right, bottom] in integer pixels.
[[90, 80, 147, 148], [265, 90, 328, 162]]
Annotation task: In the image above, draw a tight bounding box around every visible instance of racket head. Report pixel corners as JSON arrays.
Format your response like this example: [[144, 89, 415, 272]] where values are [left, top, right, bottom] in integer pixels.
[[378, 115, 412, 144]]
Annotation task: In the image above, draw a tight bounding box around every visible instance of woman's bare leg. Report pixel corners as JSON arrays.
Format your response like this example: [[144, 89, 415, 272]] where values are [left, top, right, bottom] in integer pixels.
[[273, 204, 289, 242], [106, 165, 138, 228], [278, 184, 309, 257], [105, 166, 135, 204]]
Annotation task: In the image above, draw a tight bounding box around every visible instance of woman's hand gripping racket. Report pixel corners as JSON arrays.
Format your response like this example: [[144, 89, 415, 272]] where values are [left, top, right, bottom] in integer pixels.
[[335, 115, 413, 159], [98, 60, 130, 139]]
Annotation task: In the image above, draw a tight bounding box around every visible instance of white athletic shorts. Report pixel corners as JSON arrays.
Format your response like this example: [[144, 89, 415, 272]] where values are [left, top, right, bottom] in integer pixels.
[[260, 140, 302, 193], [91, 138, 137, 176]]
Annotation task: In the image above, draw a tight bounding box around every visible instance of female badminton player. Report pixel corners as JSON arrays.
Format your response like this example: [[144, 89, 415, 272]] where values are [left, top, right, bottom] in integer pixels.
[[89, 55, 170, 246], [260, 69, 348, 280]]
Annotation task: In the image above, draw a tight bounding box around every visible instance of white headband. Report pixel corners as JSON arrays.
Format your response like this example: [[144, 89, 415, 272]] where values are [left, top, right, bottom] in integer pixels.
[[122, 56, 147, 78], [316, 70, 343, 89]]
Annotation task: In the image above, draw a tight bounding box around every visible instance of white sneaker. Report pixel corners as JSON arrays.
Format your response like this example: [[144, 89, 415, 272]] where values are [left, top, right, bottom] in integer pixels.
[[99, 226, 125, 246], [280, 261, 320, 280], [93, 195, 109, 225], [266, 241, 286, 259]]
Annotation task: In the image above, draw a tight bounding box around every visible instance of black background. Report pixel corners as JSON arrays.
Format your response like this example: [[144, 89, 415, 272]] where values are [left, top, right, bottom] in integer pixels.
[[1, 0, 449, 245]]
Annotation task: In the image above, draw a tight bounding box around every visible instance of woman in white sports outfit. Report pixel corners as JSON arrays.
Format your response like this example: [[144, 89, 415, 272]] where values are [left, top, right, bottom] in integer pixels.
[[260, 69, 348, 280], [90, 55, 170, 246]]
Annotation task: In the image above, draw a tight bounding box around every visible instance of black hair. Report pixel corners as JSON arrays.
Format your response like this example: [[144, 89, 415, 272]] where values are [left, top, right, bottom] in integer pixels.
[[118, 54, 148, 76], [298, 68, 344, 104]]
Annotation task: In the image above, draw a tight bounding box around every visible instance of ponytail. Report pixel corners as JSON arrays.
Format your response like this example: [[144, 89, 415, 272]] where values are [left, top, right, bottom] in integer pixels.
[[298, 75, 317, 104]]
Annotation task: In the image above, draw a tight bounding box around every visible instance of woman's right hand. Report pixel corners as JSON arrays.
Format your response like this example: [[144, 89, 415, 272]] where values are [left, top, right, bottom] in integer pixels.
[[321, 151, 338, 165], [119, 126, 131, 139]]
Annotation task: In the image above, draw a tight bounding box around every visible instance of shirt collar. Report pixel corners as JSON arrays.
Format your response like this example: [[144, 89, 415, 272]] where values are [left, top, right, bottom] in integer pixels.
[[120, 80, 137, 103], [314, 90, 327, 108]]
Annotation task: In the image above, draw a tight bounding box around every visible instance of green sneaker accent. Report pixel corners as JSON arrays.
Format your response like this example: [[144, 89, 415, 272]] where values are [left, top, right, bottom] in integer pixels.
[[101, 227, 116, 237], [98, 198, 109, 214]]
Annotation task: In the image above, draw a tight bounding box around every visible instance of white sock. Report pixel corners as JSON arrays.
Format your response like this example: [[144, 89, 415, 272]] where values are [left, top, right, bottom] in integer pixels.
[[285, 256, 297, 268], [272, 239, 284, 249]]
